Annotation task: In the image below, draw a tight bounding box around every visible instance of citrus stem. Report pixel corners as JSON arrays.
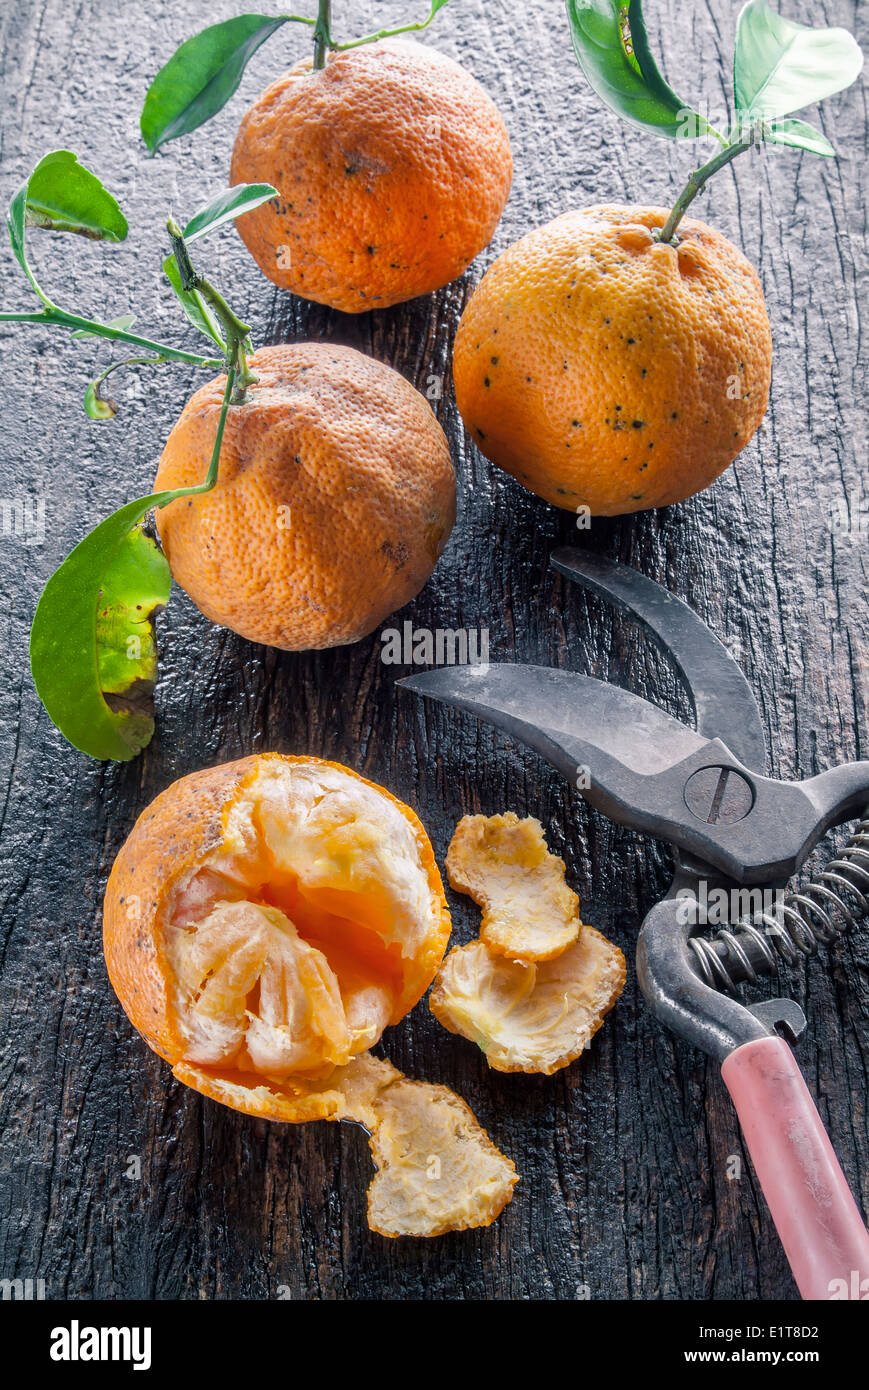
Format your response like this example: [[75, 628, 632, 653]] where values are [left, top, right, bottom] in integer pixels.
[[184, 366, 236, 496], [0, 307, 221, 368], [656, 139, 753, 245], [334, 10, 445, 50], [313, 0, 331, 68], [167, 217, 256, 403]]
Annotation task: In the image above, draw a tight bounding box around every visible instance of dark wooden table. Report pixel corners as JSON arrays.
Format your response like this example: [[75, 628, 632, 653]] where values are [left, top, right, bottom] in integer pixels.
[[1, 0, 866, 1301]]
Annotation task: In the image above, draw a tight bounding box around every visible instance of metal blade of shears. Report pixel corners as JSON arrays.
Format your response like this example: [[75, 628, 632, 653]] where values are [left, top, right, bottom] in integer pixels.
[[550, 550, 768, 774]]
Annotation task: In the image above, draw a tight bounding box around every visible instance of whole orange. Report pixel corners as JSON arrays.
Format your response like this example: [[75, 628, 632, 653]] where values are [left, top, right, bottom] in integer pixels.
[[453, 206, 772, 515], [153, 343, 456, 650], [229, 39, 512, 312]]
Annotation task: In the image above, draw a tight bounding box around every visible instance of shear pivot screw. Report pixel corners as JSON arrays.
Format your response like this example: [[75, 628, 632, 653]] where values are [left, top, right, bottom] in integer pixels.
[[684, 766, 753, 824]]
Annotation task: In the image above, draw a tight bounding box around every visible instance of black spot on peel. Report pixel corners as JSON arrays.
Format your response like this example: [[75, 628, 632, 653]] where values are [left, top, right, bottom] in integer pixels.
[[381, 539, 409, 573], [632, 420, 645, 430]]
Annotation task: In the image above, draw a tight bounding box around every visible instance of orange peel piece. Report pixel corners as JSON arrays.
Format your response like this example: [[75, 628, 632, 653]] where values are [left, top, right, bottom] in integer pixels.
[[445, 812, 581, 961], [430, 927, 626, 1075], [177, 1050, 518, 1236]]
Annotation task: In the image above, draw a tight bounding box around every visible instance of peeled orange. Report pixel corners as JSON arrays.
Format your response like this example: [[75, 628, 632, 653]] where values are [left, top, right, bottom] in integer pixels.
[[103, 755, 517, 1234]]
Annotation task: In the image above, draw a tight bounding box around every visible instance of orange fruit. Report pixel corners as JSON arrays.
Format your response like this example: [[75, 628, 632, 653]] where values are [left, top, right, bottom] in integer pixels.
[[102, 754, 520, 1236], [103, 754, 451, 1111], [229, 39, 512, 311], [453, 205, 772, 515], [153, 343, 456, 650]]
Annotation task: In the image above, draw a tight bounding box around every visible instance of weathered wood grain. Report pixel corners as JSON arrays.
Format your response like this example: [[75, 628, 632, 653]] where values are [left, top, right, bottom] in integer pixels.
[[0, 0, 866, 1300]]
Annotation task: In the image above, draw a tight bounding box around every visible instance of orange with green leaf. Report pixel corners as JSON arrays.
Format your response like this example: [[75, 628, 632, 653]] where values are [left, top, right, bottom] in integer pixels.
[[453, 1, 863, 515], [142, 2, 512, 311]]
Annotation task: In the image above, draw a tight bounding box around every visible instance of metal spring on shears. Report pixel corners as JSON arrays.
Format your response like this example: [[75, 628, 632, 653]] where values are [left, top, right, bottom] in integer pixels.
[[689, 810, 869, 992]]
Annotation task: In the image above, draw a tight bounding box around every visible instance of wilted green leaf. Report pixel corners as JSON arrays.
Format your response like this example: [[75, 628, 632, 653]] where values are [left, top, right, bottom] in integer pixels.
[[565, 0, 711, 139], [734, 0, 863, 121], [30, 494, 176, 761], [183, 183, 278, 243], [84, 380, 117, 420], [95, 523, 172, 755], [141, 14, 292, 153]]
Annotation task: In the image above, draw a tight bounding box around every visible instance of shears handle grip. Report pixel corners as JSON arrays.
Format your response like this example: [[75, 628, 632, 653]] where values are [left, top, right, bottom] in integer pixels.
[[722, 1036, 869, 1300]]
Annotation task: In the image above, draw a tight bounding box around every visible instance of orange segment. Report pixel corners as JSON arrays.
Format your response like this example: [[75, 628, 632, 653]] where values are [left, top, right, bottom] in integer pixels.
[[446, 813, 581, 961], [431, 929, 626, 1075]]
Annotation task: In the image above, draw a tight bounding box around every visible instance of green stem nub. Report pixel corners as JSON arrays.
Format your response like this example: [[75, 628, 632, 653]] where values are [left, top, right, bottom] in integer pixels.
[[656, 138, 754, 245]]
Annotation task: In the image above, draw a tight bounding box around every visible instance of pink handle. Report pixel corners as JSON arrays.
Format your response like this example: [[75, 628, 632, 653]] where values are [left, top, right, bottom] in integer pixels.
[[722, 1036, 869, 1300]]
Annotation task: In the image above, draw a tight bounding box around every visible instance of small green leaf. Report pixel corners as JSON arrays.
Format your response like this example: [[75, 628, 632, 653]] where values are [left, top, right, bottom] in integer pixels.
[[764, 116, 835, 157], [734, 1, 863, 122], [72, 313, 137, 340], [84, 380, 117, 420], [30, 495, 176, 762], [183, 183, 278, 243], [566, 0, 711, 139], [163, 252, 226, 349], [22, 150, 128, 241], [6, 180, 28, 274], [141, 14, 291, 153]]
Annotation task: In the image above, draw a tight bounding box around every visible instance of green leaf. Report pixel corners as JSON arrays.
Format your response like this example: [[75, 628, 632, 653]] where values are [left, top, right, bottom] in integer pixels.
[[141, 14, 291, 153], [734, 0, 863, 121], [565, 0, 711, 139], [22, 150, 128, 241], [84, 380, 117, 420], [30, 495, 176, 762], [183, 183, 278, 243], [94, 524, 171, 756], [163, 252, 226, 349], [764, 116, 835, 157], [72, 312, 136, 340], [6, 180, 28, 274]]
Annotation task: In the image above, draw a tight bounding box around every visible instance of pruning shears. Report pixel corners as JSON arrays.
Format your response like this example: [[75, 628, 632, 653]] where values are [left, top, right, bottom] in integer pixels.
[[400, 549, 869, 1300]]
